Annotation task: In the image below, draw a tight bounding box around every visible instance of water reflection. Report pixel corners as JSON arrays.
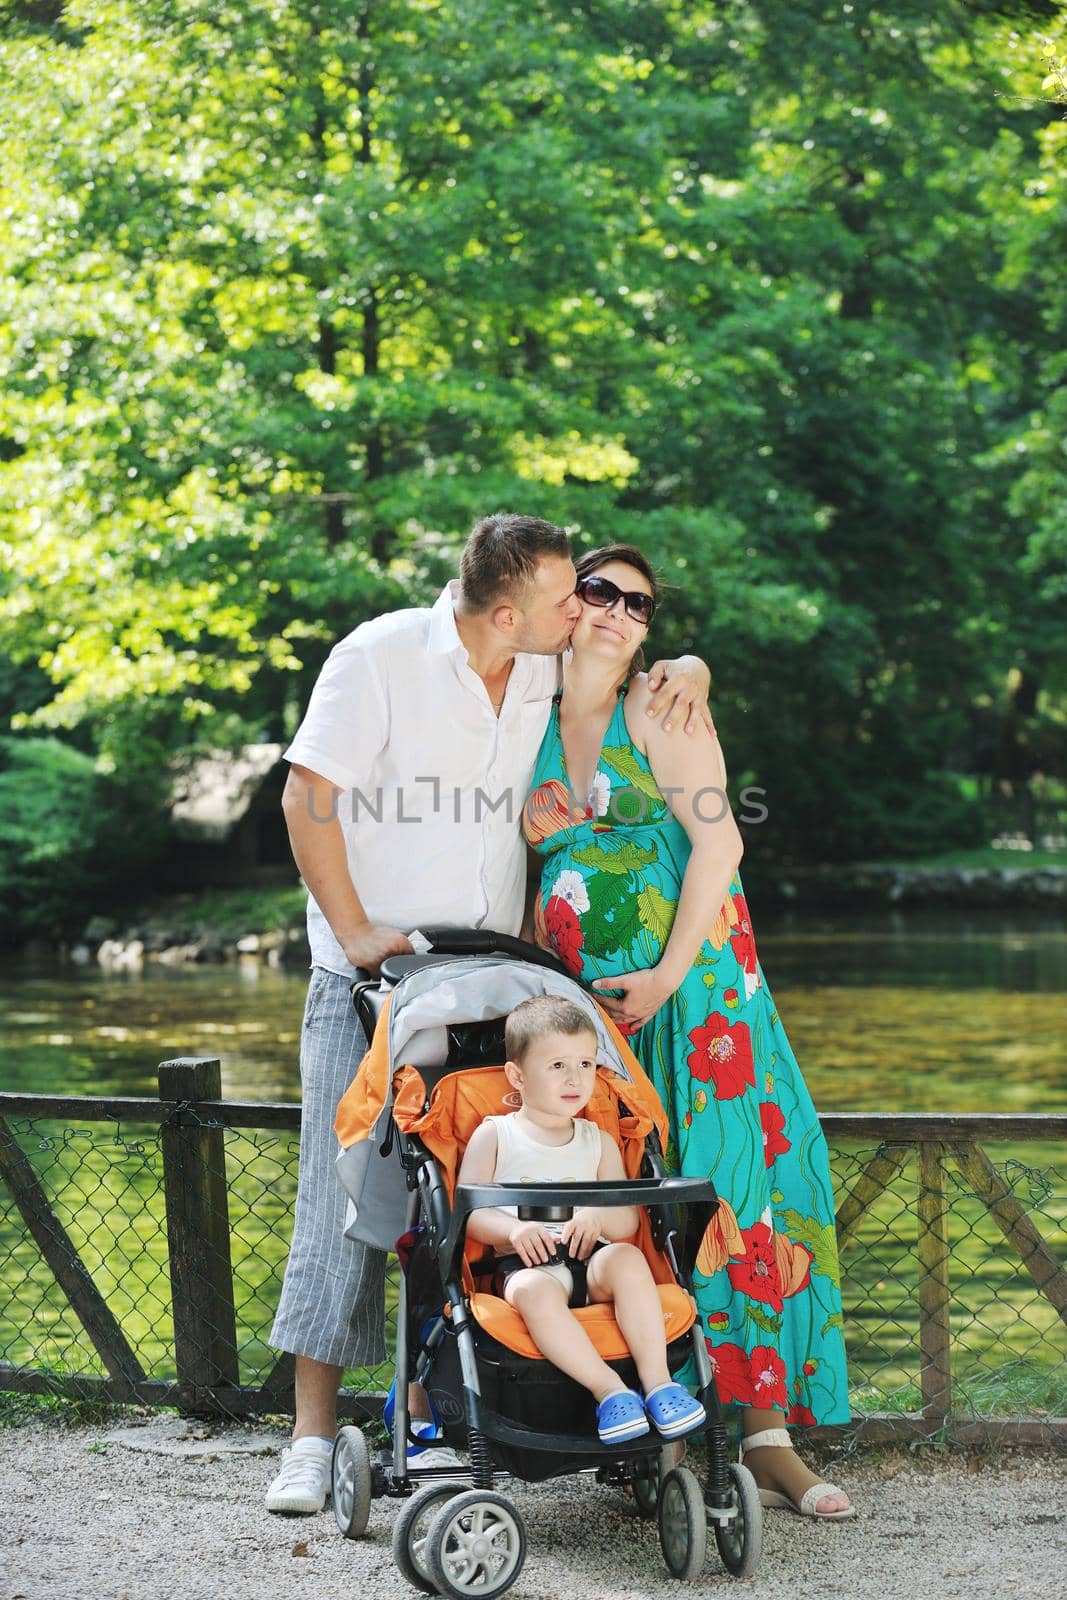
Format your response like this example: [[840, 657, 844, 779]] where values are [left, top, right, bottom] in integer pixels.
[[0, 962, 305, 1102], [764, 907, 1067, 994], [1, 911, 1064, 1112]]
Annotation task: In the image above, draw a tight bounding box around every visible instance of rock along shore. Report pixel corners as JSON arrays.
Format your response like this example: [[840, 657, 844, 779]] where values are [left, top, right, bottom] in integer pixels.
[[757, 860, 1067, 911], [44, 860, 1067, 971], [65, 916, 312, 972]]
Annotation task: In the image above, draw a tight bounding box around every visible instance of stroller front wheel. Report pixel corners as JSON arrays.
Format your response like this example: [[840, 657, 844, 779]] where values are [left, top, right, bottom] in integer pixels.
[[712, 1462, 763, 1578], [658, 1466, 707, 1581], [331, 1425, 373, 1539], [392, 1482, 466, 1593], [426, 1488, 527, 1600]]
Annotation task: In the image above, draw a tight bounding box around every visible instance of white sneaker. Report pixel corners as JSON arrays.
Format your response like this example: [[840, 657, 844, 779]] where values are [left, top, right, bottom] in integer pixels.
[[265, 1445, 332, 1514]]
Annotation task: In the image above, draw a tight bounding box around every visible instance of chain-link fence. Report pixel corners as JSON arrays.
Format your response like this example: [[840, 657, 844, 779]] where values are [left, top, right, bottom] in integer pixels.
[[1, 1084, 1064, 1446], [830, 1136, 1066, 1446]]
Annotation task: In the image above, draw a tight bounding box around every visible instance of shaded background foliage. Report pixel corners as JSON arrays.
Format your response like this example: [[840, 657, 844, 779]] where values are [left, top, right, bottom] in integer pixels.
[[0, 0, 1065, 932]]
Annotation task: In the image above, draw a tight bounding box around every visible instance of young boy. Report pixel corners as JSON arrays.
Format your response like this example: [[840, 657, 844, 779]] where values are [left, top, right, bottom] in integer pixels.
[[457, 994, 706, 1445]]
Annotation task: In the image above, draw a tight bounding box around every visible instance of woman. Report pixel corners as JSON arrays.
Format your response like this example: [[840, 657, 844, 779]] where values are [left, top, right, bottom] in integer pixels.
[[522, 544, 854, 1519]]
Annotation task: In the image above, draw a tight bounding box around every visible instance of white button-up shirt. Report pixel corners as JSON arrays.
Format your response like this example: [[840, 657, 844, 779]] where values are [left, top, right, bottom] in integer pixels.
[[285, 582, 559, 977]]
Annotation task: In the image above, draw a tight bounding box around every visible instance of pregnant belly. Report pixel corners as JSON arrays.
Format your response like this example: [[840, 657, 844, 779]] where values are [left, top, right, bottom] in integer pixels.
[[539, 844, 681, 973]]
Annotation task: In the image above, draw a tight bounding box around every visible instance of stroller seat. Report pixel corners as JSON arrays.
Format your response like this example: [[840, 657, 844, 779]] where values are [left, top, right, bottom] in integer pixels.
[[469, 1285, 696, 1362], [390, 1061, 697, 1359]]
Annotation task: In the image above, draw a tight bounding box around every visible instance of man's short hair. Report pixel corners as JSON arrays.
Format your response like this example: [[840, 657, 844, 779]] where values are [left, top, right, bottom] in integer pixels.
[[505, 994, 597, 1063], [459, 513, 571, 614]]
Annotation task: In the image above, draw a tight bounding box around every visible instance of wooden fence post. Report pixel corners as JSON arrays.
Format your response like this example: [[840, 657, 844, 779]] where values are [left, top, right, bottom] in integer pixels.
[[158, 1059, 240, 1411], [916, 1141, 952, 1425]]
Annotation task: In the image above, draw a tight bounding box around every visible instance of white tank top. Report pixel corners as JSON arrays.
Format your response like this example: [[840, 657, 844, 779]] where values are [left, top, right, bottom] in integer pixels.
[[487, 1112, 603, 1189]]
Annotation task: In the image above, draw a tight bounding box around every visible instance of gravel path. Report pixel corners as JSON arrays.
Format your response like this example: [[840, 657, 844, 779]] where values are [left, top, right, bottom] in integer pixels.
[[2, 1419, 1064, 1600]]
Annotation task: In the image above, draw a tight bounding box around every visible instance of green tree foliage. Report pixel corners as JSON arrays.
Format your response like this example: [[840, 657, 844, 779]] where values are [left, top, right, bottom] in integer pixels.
[[0, 735, 168, 937], [0, 0, 1063, 867]]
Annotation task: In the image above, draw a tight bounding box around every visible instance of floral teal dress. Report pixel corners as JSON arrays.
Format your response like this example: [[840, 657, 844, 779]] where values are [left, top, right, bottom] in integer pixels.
[[522, 690, 850, 1426]]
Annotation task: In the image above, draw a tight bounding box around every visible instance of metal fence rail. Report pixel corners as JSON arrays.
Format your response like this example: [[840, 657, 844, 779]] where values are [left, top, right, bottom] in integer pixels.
[[1, 1061, 1064, 1447]]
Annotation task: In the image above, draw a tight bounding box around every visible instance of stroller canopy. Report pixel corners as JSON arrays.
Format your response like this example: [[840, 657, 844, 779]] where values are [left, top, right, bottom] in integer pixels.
[[335, 957, 669, 1251]]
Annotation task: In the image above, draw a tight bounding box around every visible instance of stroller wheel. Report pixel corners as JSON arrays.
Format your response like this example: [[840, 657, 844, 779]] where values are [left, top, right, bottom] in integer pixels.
[[392, 1482, 466, 1593], [658, 1466, 707, 1581], [632, 1452, 662, 1519], [331, 1425, 373, 1539], [426, 1488, 526, 1600], [712, 1462, 763, 1579]]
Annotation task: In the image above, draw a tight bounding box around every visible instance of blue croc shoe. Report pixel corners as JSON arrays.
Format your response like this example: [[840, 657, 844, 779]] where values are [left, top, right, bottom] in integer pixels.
[[644, 1382, 706, 1439], [596, 1389, 650, 1444]]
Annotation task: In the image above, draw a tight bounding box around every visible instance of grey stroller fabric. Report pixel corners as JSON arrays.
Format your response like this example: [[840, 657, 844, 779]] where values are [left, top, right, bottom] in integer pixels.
[[335, 957, 631, 1251]]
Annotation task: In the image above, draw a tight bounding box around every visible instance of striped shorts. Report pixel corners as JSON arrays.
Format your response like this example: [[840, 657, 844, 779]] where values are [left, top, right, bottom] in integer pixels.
[[269, 967, 387, 1368]]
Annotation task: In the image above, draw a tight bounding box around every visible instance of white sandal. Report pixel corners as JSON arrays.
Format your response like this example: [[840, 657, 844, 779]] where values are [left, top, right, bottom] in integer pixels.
[[739, 1427, 856, 1521]]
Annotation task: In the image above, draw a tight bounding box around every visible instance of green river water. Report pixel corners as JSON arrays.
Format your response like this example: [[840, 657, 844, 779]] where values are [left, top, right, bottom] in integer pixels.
[[1, 909, 1064, 1417], [2, 909, 1063, 1111]]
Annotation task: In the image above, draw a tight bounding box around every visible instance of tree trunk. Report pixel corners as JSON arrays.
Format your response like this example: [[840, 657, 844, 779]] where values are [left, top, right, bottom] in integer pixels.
[[356, 8, 390, 563], [317, 313, 346, 547], [838, 168, 874, 321]]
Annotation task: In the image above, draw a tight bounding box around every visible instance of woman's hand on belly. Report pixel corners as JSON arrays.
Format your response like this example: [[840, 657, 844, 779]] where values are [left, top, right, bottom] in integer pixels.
[[592, 966, 674, 1032]]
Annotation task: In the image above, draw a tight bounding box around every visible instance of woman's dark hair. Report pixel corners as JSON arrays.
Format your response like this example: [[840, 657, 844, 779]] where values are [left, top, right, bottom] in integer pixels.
[[573, 542, 659, 602], [573, 542, 659, 679]]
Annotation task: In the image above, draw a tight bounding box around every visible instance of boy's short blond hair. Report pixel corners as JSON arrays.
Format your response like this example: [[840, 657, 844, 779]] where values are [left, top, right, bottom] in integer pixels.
[[504, 995, 597, 1063]]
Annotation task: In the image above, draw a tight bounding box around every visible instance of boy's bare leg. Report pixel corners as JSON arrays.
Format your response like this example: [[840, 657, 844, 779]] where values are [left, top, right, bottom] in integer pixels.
[[586, 1243, 672, 1395], [506, 1271, 628, 1402]]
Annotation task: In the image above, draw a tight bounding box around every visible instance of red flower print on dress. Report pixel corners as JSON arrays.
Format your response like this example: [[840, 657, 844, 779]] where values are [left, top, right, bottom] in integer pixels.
[[687, 1013, 756, 1100], [705, 1340, 789, 1410], [726, 1222, 784, 1313], [729, 893, 761, 1000], [543, 895, 585, 976], [704, 1340, 754, 1406], [749, 1346, 789, 1409], [786, 1402, 816, 1427], [759, 1102, 792, 1167]]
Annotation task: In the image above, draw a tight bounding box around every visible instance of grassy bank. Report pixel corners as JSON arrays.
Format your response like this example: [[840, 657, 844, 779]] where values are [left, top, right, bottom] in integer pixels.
[[917, 847, 1067, 870], [89, 882, 307, 944]]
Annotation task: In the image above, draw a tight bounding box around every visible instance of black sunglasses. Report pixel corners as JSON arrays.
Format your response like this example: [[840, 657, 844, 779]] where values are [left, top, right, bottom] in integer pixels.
[[576, 573, 656, 626]]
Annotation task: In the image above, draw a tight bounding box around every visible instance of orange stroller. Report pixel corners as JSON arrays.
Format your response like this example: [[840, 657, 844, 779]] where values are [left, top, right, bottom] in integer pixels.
[[330, 932, 762, 1596]]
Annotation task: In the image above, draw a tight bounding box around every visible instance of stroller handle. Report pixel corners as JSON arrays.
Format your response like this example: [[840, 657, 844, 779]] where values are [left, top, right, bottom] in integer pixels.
[[417, 927, 568, 974]]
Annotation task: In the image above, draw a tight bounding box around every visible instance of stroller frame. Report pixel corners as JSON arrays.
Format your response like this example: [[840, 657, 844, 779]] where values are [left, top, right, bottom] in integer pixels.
[[332, 933, 763, 1592]]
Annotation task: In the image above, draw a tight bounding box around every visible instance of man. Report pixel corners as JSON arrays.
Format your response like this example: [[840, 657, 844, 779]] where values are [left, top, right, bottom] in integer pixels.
[[265, 513, 711, 1513]]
